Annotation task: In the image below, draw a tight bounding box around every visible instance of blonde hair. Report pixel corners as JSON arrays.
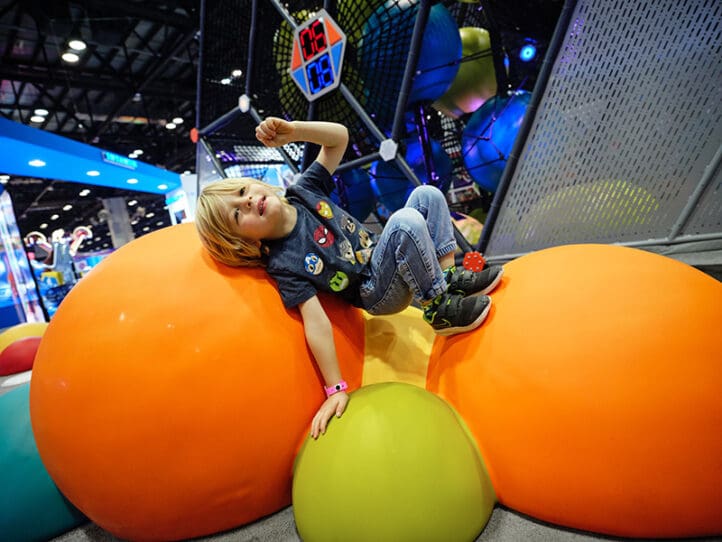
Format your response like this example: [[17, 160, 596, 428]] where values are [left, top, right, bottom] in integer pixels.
[[195, 177, 288, 267]]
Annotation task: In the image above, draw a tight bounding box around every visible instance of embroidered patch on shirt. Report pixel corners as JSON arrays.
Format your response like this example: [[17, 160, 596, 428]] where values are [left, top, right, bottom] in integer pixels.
[[313, 225, 335, 247], [316, 200, 333, 219], [304, 253, 324, 275]]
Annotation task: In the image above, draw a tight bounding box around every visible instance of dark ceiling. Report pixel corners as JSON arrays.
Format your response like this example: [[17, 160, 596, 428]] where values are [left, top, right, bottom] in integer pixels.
[[0, 0, 199, 252], [1, 0, 564, 254]]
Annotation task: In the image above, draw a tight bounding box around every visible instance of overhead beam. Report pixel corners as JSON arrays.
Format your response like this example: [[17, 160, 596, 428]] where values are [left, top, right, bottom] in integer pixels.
[[0, 63, 195, 100], [81, 0, 195, 30]]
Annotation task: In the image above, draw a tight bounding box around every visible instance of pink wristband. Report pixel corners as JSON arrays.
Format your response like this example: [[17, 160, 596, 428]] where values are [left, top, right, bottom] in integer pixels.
[[324, 380, 348, 397]]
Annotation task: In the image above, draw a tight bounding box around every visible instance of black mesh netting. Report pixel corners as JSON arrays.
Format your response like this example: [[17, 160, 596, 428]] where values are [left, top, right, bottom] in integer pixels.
[[198, 0, 560, 220]]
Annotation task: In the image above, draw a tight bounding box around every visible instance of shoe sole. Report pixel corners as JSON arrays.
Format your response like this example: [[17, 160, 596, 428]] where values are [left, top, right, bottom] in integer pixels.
[[434, 297, 492, 337], [471, 266, 504, 296]]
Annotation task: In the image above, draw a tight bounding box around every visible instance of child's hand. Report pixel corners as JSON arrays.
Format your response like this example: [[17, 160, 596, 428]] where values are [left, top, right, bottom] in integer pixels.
[[311, 392, 349, 439], [256, 117, 295, 147]]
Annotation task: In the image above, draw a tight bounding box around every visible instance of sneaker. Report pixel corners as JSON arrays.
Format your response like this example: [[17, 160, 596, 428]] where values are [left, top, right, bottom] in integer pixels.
[[445, 264, 504, 297], [423, 293, 492, 336]]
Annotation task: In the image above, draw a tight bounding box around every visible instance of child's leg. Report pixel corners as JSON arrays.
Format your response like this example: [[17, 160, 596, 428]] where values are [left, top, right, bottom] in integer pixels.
[[403, 185, 503, 296], [360, 206, 448, 315], [402, 185, 456, 266]]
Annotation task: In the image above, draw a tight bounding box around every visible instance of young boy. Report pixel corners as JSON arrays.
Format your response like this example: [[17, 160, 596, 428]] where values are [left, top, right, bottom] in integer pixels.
[[195, 118, 502, 438]]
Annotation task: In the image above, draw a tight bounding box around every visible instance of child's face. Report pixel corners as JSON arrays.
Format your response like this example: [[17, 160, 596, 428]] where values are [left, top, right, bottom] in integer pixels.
[[222, 182, 287, 242]]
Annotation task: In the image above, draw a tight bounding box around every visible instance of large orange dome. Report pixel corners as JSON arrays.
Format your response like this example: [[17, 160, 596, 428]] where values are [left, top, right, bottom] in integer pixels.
[[30, 223, 365, 541], [427, 244, 722, 538]]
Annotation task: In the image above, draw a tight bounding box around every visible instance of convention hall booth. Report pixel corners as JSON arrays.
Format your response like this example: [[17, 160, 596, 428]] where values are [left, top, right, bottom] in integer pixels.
[[2, 0, 721, 541]]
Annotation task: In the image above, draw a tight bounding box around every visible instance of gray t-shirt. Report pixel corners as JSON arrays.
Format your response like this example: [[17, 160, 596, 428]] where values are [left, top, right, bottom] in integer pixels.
[[264, 161, 377, 308]]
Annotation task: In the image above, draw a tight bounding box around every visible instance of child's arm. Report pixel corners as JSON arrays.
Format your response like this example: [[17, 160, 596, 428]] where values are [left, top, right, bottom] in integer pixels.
[[298, 295, 349, 439], [256, 117, 348, 174]]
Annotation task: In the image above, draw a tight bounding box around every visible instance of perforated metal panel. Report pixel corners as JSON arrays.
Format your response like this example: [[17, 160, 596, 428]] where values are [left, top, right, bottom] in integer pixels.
[[485, 0, 722, 260]]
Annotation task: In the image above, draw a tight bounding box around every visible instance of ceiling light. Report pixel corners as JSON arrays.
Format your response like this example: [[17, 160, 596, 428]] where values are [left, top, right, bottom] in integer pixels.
[[68, 39, 87, 51], [61, 52, 80, 63], [28, 159, 46, 167], [0, 175, 9, 183], [172, 117, 184, 125], [128, 152, 138, 158], [127, 178, 139, 185], [63, 204, 73, 211], [30, 115, 45, 123], [232, 69, 243, 77], [143, 227, 150, 232], [51, 214, 59, 220], [519, 43, 537, 62], [146, 212, 155, 218], [128, 200, 138, 206], [131, 220, 139, 225], [156, 221, 164, 226], [34, 108, 49, 116], [79, 189, 90, 196], [165, 122, 176, 130], [133, 149, 144, 155], [86, 170, 100, 177], [157, 184, 168, 190], [40, 223, 48, 229], [221, 78, 231, 85]]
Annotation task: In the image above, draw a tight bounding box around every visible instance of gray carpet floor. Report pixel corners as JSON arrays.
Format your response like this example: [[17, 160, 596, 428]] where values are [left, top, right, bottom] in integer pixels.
[[51, 505, 722, 542]]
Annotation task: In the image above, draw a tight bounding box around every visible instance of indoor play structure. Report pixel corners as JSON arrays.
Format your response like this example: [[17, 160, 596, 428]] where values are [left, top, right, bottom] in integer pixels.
[[3, 0, 722, 540]]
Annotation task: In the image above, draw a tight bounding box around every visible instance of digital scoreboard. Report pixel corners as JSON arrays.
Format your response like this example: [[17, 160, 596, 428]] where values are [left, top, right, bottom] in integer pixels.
[[289, 10, 347, 101]]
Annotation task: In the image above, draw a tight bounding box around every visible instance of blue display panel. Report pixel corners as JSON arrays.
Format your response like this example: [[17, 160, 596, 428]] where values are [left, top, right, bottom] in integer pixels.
[[289, 10, 347, 102]]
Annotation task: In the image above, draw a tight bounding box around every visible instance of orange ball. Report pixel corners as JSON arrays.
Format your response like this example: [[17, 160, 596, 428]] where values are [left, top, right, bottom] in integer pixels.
[[30, 223, 364, 541], [427, 244, 722, 538]]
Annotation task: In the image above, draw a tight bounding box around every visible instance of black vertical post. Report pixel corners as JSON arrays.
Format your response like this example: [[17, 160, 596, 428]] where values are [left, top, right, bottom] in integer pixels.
[[414, 104, 436, 186], [245, 0, 259, 96], [390, 0, 431, 142]]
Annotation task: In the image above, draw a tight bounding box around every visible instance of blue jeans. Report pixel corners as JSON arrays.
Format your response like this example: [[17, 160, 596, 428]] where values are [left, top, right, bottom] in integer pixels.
[[360, 185, 456, 315]]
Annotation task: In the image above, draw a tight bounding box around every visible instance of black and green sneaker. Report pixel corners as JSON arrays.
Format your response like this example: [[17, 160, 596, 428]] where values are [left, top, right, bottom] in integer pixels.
[[422, 292, 492, 336], [445, 264, 504, 297]]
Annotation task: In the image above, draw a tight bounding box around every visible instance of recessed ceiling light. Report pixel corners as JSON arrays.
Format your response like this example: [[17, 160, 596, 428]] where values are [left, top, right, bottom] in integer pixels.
[[146, 212, 155, 218], [165, 122, 176, 130], [68, 39, 87, 51], [221, 78, 231, 85], [34, 108, 49, 116], [143, 227, 150, 232], [62, 52, 80, 63], [172, 117, 184, 125], [156, 221, 164, 226], [30, 115, 45, 123], [79, 189, 90, 196], [127, 178, 139, 185], [0, 175, 9, 183], [128, 153, 138, 158], [128, 200, 138, 206], [28, 159, 46, 167], [40, 223, 48, 229], [133, 149, 144, 155], [232, 69, 242, 77], [157, 184, 168, 190], [86, 170, 100, 176], [51, 214, 59, 220], [63, 204, 73, 211]]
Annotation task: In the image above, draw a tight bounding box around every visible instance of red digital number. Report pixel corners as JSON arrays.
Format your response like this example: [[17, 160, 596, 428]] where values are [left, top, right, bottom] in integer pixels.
[[299, 19, 326, 61]]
